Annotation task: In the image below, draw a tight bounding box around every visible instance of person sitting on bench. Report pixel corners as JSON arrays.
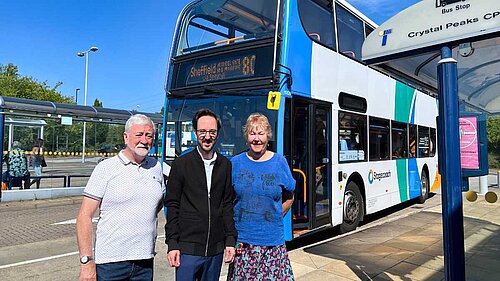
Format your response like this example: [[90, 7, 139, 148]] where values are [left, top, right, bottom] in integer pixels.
[[4, 141, 30, 190]]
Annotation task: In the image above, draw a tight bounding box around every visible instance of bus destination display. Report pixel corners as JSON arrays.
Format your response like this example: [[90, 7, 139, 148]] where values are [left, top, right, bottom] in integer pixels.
[[172, 46, 273, 88], [188, 54, 256, 84]]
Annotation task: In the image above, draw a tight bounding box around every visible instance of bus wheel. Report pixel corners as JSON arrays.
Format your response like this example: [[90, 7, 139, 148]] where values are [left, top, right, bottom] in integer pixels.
[[340, 182, 364, 233], [418, 170, 429, 204]]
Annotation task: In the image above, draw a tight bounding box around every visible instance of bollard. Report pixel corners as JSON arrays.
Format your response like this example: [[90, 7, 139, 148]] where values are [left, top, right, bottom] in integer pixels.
[[479, 175, 488, 195]]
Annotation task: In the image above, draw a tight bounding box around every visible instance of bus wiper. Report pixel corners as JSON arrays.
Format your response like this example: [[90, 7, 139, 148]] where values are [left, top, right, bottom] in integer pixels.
[[204, 86, 267, 97], [168, 87, 267, 99]]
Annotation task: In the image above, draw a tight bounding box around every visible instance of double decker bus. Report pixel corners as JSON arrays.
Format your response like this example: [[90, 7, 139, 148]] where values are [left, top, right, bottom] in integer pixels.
[[162, 0, 440, 239]]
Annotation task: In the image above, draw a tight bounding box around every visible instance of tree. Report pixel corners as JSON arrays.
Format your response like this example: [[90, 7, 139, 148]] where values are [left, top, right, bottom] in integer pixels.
[[93, 98, 103, 107], [0, 63, 73, 103], [487, 117, 500, 150], [487, 117, 500, 168]]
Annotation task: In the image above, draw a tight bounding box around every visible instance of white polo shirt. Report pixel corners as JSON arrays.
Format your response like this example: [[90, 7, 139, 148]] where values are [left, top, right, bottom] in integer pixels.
[[83, 151, 165, 264]]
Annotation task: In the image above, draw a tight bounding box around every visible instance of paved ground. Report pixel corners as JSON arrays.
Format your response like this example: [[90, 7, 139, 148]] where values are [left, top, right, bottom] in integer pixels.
[[0, 188, 498, 280], [290, 190, 500, 281]]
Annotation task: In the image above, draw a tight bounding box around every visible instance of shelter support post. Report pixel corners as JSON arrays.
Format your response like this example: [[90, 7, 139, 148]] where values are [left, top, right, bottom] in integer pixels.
[[437, 46, 465, 281], [0, 110, 4, 201]]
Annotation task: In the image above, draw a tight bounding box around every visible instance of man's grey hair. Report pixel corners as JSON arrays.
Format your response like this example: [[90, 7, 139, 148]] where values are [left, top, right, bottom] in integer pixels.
[[125, 114, 155, 133]]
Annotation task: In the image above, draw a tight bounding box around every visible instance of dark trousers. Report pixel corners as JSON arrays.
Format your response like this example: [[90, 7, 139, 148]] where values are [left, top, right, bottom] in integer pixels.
[[176, 253, 223, 281], [96, 258, 153, 281]]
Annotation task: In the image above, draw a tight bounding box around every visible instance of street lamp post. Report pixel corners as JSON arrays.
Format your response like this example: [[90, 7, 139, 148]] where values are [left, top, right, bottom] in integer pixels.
[[75, 88, 80, 104], [77, 46, 98, 163]]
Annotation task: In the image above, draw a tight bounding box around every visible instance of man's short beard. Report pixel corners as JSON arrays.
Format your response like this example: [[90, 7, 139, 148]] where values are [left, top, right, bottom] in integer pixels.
[[134, 146, 150, 157]]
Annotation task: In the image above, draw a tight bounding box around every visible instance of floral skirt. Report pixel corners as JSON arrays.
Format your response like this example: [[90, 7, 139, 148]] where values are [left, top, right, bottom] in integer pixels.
[[227, 243, 294, 281]]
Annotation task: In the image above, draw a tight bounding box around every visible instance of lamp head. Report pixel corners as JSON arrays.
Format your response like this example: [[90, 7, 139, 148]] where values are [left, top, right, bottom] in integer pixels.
[[90, 46, 99, 52], [77, 52, 85, 57]]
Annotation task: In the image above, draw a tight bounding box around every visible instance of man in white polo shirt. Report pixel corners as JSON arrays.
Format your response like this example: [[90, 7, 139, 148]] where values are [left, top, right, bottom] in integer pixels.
[[77, 114, 165, 281]]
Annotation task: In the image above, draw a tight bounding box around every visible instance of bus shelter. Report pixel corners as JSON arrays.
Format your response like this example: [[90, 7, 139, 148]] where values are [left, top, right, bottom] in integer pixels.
[[0, 95, 163, 199], [362, 1, 500, 280], [4, 117, 46, 151]]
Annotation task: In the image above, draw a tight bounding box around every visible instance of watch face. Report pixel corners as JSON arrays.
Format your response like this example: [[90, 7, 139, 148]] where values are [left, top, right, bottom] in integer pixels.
[[80, 256, 90, 264]]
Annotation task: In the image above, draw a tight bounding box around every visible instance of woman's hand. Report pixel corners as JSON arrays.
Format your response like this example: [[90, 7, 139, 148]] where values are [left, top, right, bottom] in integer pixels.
[[224, 246, 235, 263], [282, 190, 294, 216]]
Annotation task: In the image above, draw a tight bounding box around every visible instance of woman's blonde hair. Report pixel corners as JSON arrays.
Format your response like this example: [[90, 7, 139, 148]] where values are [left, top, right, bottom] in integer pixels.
[[243, 113, 272, 139]]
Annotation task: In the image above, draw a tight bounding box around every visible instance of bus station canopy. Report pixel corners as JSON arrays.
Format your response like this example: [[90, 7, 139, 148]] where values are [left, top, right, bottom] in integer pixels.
[[362, 0, 500, 115], [0, 96, 164, 125]]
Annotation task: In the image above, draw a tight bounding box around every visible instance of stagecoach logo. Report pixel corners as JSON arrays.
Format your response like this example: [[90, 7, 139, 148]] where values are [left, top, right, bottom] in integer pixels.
[[368, 169, 392, 184], [379, 29, 392, 46]]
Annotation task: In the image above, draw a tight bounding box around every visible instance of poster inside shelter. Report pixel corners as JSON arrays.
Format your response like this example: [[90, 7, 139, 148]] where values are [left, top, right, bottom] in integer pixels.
[[459, 117, 479, 170]]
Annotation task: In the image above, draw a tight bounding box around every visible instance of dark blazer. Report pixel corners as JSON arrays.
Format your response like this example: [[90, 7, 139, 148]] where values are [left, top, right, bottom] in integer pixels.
[[165, 149, 236, 256]]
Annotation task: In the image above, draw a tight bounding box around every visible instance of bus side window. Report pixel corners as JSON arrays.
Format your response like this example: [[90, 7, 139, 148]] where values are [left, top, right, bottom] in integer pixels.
[[298, 0, 336, 49], [418, 126, 430, 157], [336, 4, 364, 61], [409, 139, 416, 158], [339, 111, 367, 162], [391, 121, 408, 159], [429, 128, 436, 157], [408, 124, 417, 158]]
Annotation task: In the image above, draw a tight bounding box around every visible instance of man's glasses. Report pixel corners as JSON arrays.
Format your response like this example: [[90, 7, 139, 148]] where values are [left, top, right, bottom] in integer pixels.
[[196, 129, 218, 137]]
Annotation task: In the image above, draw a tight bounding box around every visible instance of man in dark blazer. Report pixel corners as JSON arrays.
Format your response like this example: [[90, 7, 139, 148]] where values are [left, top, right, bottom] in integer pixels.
[[165, 108, 237, 281]]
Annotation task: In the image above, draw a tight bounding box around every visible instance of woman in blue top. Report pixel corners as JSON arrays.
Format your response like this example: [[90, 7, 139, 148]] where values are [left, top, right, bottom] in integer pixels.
[[228, 113, 295, 280]]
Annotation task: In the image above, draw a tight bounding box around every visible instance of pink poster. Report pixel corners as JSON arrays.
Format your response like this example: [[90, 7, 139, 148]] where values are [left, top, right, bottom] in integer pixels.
[[459, 117, 479, 170]]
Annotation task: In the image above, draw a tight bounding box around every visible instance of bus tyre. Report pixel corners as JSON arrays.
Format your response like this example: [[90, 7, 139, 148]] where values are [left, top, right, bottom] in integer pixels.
[[340, 182, 364, 234], [418, 170, 429, 204]]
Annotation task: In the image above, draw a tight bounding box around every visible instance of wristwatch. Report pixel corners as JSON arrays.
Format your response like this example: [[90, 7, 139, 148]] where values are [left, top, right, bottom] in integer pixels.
[[80, 256, 93, 264]]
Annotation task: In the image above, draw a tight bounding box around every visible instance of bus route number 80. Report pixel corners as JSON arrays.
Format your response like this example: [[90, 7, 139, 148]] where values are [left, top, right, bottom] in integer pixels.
[[242, 55, 256, 76]]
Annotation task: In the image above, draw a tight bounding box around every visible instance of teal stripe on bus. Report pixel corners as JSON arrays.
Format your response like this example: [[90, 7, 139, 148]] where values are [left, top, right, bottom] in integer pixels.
[[394, 82, 415, 123], [396, 159, 408, 202]]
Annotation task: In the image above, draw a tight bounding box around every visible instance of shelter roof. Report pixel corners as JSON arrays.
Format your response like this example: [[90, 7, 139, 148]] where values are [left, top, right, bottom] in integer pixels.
[[0, 96, 164, 125], [362, 0, 500, 115]]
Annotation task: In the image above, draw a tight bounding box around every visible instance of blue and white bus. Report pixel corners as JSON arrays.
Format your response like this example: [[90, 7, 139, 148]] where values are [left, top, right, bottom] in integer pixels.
[[163, 0, 440, 239]]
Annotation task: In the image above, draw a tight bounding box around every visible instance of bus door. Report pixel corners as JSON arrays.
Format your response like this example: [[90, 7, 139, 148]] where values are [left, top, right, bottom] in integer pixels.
[[287, 99, 331, 233]]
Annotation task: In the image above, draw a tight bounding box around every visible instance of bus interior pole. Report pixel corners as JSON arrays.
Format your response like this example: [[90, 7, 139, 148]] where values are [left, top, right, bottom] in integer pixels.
[[437, 46, 465, 281]]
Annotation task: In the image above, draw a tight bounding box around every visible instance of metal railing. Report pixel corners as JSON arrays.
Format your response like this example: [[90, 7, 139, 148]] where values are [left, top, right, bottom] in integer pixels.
[[67, 175, 91, 187]]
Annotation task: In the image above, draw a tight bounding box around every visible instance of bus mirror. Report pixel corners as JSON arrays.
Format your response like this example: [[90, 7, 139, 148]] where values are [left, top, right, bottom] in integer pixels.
[[267, 91, 281, 110]]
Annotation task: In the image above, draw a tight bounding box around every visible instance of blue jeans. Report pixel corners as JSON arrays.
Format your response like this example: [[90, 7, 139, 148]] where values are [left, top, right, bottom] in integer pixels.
[[176, 253, 223, 281], [33, 165, 42, 176], [96, 259, 154, 281]]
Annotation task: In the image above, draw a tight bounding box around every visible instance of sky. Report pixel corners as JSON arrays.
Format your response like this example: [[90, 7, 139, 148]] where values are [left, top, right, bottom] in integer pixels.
[[0, 0, 418, 113]]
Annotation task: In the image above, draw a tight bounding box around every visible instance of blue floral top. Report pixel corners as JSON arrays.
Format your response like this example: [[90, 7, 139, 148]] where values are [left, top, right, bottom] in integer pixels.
[[231, 152, 295, 246]]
